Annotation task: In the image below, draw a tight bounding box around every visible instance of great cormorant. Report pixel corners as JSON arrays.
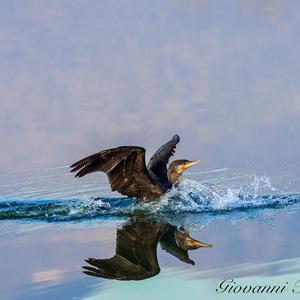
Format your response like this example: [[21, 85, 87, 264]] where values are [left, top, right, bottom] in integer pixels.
[[82, 220, 212, 281], [70, 135, 202, 201]]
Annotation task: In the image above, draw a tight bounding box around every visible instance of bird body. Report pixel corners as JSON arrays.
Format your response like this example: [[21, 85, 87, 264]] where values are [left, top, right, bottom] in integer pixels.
[[70, 135, 202, 201]]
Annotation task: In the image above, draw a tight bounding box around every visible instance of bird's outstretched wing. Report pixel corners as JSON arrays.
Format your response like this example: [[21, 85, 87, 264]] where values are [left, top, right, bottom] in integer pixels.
[[70, 146, 163, 200], [147, 135, 180, 183], [82, 222, 162, 280]]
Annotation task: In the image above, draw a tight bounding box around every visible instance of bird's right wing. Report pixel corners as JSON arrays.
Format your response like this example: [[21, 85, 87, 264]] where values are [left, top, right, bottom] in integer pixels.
[[70, 146, 163, 200], [159, 225, 195, 265], [147, 135, 180, 182]]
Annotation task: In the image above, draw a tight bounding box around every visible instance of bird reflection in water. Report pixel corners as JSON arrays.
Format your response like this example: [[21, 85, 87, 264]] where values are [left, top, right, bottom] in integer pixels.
[[82, 221, 212, 280]]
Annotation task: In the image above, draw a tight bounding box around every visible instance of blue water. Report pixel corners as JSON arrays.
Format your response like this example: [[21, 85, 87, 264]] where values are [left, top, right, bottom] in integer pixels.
[[1, 166, 300, 300], [0, 166, 299, 228]]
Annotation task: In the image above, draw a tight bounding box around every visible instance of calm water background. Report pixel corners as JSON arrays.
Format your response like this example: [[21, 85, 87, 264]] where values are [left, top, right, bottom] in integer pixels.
[[1, 0, 300, 173], [1, 1, 300, 299]]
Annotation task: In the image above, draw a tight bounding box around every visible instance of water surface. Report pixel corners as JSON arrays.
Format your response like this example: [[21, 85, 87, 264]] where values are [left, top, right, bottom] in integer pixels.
[[1, 167, 300, 299]]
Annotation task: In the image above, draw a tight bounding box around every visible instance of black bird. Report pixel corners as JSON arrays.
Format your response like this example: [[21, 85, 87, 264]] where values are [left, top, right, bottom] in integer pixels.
[[70, 135, 202, 201], [82, 221, 212, 281]]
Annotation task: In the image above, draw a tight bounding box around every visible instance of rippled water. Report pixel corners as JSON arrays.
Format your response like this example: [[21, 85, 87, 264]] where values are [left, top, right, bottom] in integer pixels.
[[1, 166, 300, 300], [1, 166, 299, 230]]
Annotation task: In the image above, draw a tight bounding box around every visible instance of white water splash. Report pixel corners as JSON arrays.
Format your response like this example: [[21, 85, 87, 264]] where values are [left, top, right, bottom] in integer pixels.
[[157, 176, 279, 213]]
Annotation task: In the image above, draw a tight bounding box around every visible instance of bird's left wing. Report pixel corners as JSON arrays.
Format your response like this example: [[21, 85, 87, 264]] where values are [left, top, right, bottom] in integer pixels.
[[70, 146, 163, 200]]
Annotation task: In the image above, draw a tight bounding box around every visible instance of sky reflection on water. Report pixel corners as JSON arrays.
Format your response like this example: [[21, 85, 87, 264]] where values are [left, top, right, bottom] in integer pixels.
[[1, 210, 299, 300]]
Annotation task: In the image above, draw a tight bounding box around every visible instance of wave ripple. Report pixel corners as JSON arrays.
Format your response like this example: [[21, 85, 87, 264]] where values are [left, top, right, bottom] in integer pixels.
[[0, 177, 299, 222]]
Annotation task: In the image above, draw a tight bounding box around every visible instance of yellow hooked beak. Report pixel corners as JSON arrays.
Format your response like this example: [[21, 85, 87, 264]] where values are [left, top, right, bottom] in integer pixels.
[[181, 160, 203, 171]]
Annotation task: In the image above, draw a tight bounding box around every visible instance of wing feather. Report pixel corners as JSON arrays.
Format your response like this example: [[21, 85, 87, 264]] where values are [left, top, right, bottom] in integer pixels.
[[147, 135, 180, 183], [82, 222, 162, 280], [70, 146, 163, 200]]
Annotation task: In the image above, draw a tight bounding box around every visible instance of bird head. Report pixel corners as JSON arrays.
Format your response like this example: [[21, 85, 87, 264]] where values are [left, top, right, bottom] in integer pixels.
[[169, 159, 202, 174], [175, 228, 213, 250]]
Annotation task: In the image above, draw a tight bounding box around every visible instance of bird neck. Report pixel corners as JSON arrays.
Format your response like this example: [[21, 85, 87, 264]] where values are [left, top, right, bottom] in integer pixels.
[[167, 170, 182, 186]]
